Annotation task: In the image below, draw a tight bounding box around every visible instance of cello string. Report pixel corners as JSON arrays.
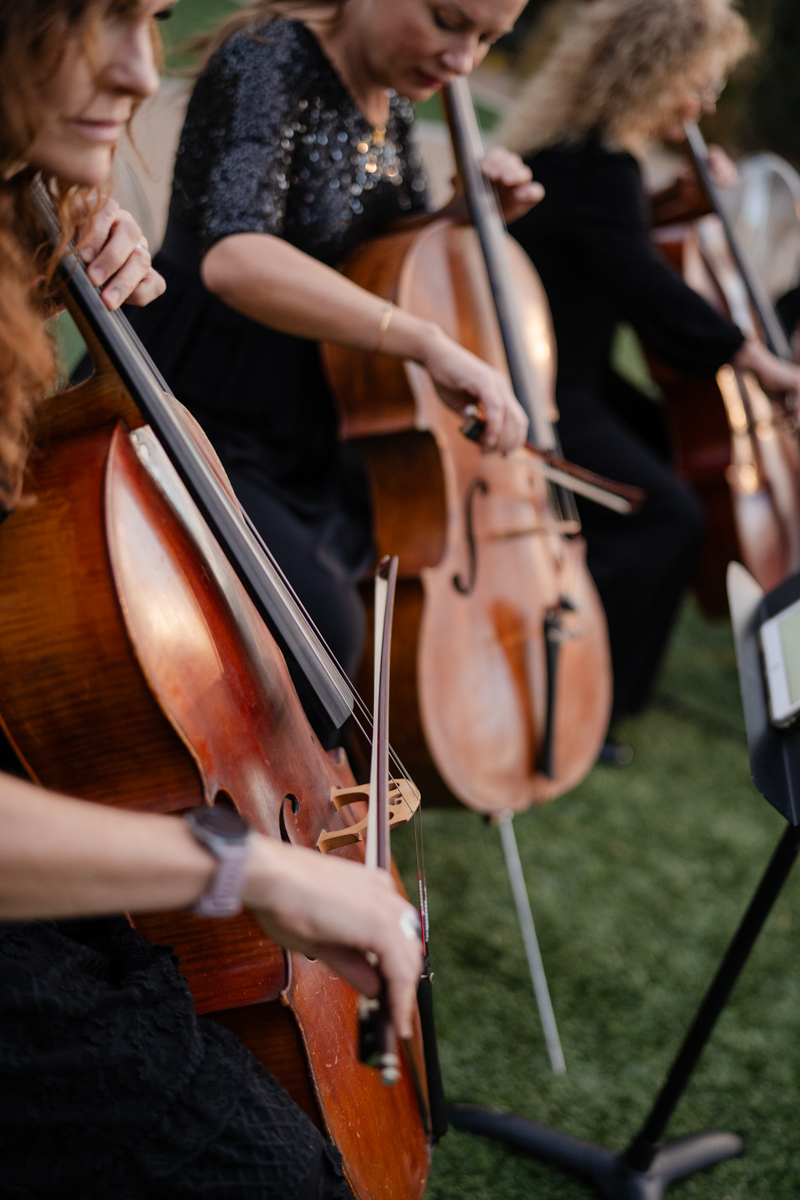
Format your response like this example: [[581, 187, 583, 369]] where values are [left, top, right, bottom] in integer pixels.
[[107, 303, 381, 720], [448, 79, 582, 538], [105, 296, 430, 898], [106, 304, 378, 718]]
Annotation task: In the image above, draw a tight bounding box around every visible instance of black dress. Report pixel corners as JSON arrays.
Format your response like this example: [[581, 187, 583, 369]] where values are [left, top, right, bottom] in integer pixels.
[[0, 915, 349, 1199], [509, 133, 745, 724], [127, 18, 429, 680]]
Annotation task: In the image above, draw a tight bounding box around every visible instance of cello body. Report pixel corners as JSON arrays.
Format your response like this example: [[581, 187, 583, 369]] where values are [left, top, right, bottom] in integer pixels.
[[324, 215, 611, 812], [0, 315, 431, 1200], [650, 125, 800, 617], [652, 214, 800, 616]]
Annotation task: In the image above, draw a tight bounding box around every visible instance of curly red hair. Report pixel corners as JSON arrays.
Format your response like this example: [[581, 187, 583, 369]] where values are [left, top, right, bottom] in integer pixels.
[[0, 0, 119, 508]]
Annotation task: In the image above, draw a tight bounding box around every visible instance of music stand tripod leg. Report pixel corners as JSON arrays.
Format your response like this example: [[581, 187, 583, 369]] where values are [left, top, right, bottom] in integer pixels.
[[496, 810, 566, 1075], [451, 819, 800, 1198]]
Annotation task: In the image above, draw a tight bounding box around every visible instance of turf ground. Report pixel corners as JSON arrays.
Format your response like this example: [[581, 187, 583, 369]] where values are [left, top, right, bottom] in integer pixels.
[[392, 599, 800, 1198]]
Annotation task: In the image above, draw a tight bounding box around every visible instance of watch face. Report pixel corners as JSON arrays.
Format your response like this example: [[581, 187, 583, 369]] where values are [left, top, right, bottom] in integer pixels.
[[193, 804, 250, 839]]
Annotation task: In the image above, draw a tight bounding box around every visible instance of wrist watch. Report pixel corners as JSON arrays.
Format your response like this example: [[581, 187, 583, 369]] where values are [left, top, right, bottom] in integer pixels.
[[183, 805, 254, 918]]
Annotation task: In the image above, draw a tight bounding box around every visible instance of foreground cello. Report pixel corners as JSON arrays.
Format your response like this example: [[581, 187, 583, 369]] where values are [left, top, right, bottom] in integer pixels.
[[0, 192, 434, 1199], [652, 123, 800, 616], [324, 79, 614, 812]]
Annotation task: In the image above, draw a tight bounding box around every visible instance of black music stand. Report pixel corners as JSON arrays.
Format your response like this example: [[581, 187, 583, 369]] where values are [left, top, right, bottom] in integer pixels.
[[450, 562, 800, 1198]]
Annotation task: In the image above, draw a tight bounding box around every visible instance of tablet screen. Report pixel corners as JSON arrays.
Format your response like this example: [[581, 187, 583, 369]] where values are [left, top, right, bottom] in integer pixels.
[[778, 606, 800, 706]]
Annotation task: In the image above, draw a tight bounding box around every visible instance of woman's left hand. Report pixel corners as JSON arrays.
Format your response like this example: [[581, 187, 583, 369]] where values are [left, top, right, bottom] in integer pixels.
[[706, 144, 738, 189], [482, 146, 545, 224], [79, 199, 165, 310]]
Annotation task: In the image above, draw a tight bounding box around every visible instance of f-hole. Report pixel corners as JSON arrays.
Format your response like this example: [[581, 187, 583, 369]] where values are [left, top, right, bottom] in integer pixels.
[[280, 794, 301, 843], [213, 788, 238, 812], [453, 478, 489, 596]]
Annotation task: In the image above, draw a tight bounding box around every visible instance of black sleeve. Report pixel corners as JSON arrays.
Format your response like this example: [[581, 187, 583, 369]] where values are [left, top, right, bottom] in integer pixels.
[[570, 154, 744, 374], [174, 27, 308, 253]]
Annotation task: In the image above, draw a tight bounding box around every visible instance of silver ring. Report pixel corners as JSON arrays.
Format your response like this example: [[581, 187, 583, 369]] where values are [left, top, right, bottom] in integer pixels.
[[136, 240, 150, 255], [399, 907, 422, 942]]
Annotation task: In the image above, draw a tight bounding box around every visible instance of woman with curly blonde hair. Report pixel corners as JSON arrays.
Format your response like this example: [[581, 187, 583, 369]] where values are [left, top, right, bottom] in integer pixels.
[[504, 0, 800, 758]]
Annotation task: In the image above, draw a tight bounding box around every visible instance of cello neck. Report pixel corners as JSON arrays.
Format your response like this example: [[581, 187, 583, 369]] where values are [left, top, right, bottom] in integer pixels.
[[32, 181, 353, 735], [684, 121, 792, 360], [444, 78, 555, 450]]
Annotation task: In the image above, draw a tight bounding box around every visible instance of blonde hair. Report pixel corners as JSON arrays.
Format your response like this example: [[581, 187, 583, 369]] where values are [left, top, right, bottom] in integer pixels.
[[500, 0, 751, 158]]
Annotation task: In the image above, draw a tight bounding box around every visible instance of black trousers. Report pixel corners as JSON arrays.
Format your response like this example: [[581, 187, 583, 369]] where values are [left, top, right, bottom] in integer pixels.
[[557, 375, 704, 724]]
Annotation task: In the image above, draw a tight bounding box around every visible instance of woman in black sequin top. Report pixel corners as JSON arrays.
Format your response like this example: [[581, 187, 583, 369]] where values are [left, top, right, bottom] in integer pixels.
[[129, 0, 540, 684]]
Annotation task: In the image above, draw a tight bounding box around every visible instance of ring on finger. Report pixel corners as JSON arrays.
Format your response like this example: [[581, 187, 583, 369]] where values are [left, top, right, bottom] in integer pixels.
[[136, 240, 150, 256], [399, 907, 422, 942]]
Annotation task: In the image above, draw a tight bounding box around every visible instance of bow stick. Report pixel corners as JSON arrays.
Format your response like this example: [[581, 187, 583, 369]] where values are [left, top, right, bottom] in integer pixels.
[[461, 406, 644, 514], [359, 554, 404, 1085]]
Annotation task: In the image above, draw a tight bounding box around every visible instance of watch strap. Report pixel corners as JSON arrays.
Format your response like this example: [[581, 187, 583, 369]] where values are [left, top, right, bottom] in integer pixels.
[[184, 808, 253, 918]]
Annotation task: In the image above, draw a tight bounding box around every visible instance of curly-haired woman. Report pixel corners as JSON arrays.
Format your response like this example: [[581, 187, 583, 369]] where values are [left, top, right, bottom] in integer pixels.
[[0, 2, 422, 1195], [503, 0, 800, 753]]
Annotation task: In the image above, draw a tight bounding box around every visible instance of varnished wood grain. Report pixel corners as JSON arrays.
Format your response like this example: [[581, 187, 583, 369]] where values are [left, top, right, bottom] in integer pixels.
[[0, 426, 203, 809], [132, 908, 287, 1012], [289, 954, 431, 1200]]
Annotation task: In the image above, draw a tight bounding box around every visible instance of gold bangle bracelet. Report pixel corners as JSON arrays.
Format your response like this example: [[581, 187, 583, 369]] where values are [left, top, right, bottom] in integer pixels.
[[374, 301, 395, 353]]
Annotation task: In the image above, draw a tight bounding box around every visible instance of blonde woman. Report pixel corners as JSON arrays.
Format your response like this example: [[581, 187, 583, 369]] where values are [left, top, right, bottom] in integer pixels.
[[129, 0, 540, 686], [503, 0, 800, 757]]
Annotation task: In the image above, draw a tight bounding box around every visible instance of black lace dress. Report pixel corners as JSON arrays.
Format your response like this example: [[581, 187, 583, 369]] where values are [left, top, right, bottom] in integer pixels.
[[0, 916, 349, 1199], [128, 18, 429, 678]]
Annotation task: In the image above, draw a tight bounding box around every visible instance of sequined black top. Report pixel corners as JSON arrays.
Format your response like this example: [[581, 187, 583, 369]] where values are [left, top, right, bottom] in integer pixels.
[[129, 19, 429, 589], [169, 18, 428, 261]]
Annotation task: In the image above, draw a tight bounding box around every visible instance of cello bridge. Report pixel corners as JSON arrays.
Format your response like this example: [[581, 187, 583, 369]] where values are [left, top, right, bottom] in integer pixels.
[[316, 778, 421, 854]]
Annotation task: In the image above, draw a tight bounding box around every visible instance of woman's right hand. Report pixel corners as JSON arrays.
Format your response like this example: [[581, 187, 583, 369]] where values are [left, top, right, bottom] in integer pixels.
[[733, 339, 800, 412], [418, 324, 529, 453], [243, 837, 423, 1040]]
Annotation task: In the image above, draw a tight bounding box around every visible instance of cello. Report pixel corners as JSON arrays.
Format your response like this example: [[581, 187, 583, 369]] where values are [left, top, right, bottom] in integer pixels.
[[651, 123, 800, 616], [324, 77, 617, 813], [0, 187, 438, 1199]]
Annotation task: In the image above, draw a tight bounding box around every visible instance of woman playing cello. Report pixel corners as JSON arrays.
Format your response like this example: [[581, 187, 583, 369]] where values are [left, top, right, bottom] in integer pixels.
[[502, 0, 800, 755], [0, 1, 422, 1194], [129, 0, 541, 684]]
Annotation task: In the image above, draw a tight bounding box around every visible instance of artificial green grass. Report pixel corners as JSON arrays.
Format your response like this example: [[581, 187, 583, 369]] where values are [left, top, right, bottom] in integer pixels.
[[392, 599, 800, 1197]]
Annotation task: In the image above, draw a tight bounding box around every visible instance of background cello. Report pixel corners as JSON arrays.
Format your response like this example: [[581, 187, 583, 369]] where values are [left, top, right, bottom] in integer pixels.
[[324, 77, 614, 815], [651, 123, 800, 616], [0, 200, 435, 1200]]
